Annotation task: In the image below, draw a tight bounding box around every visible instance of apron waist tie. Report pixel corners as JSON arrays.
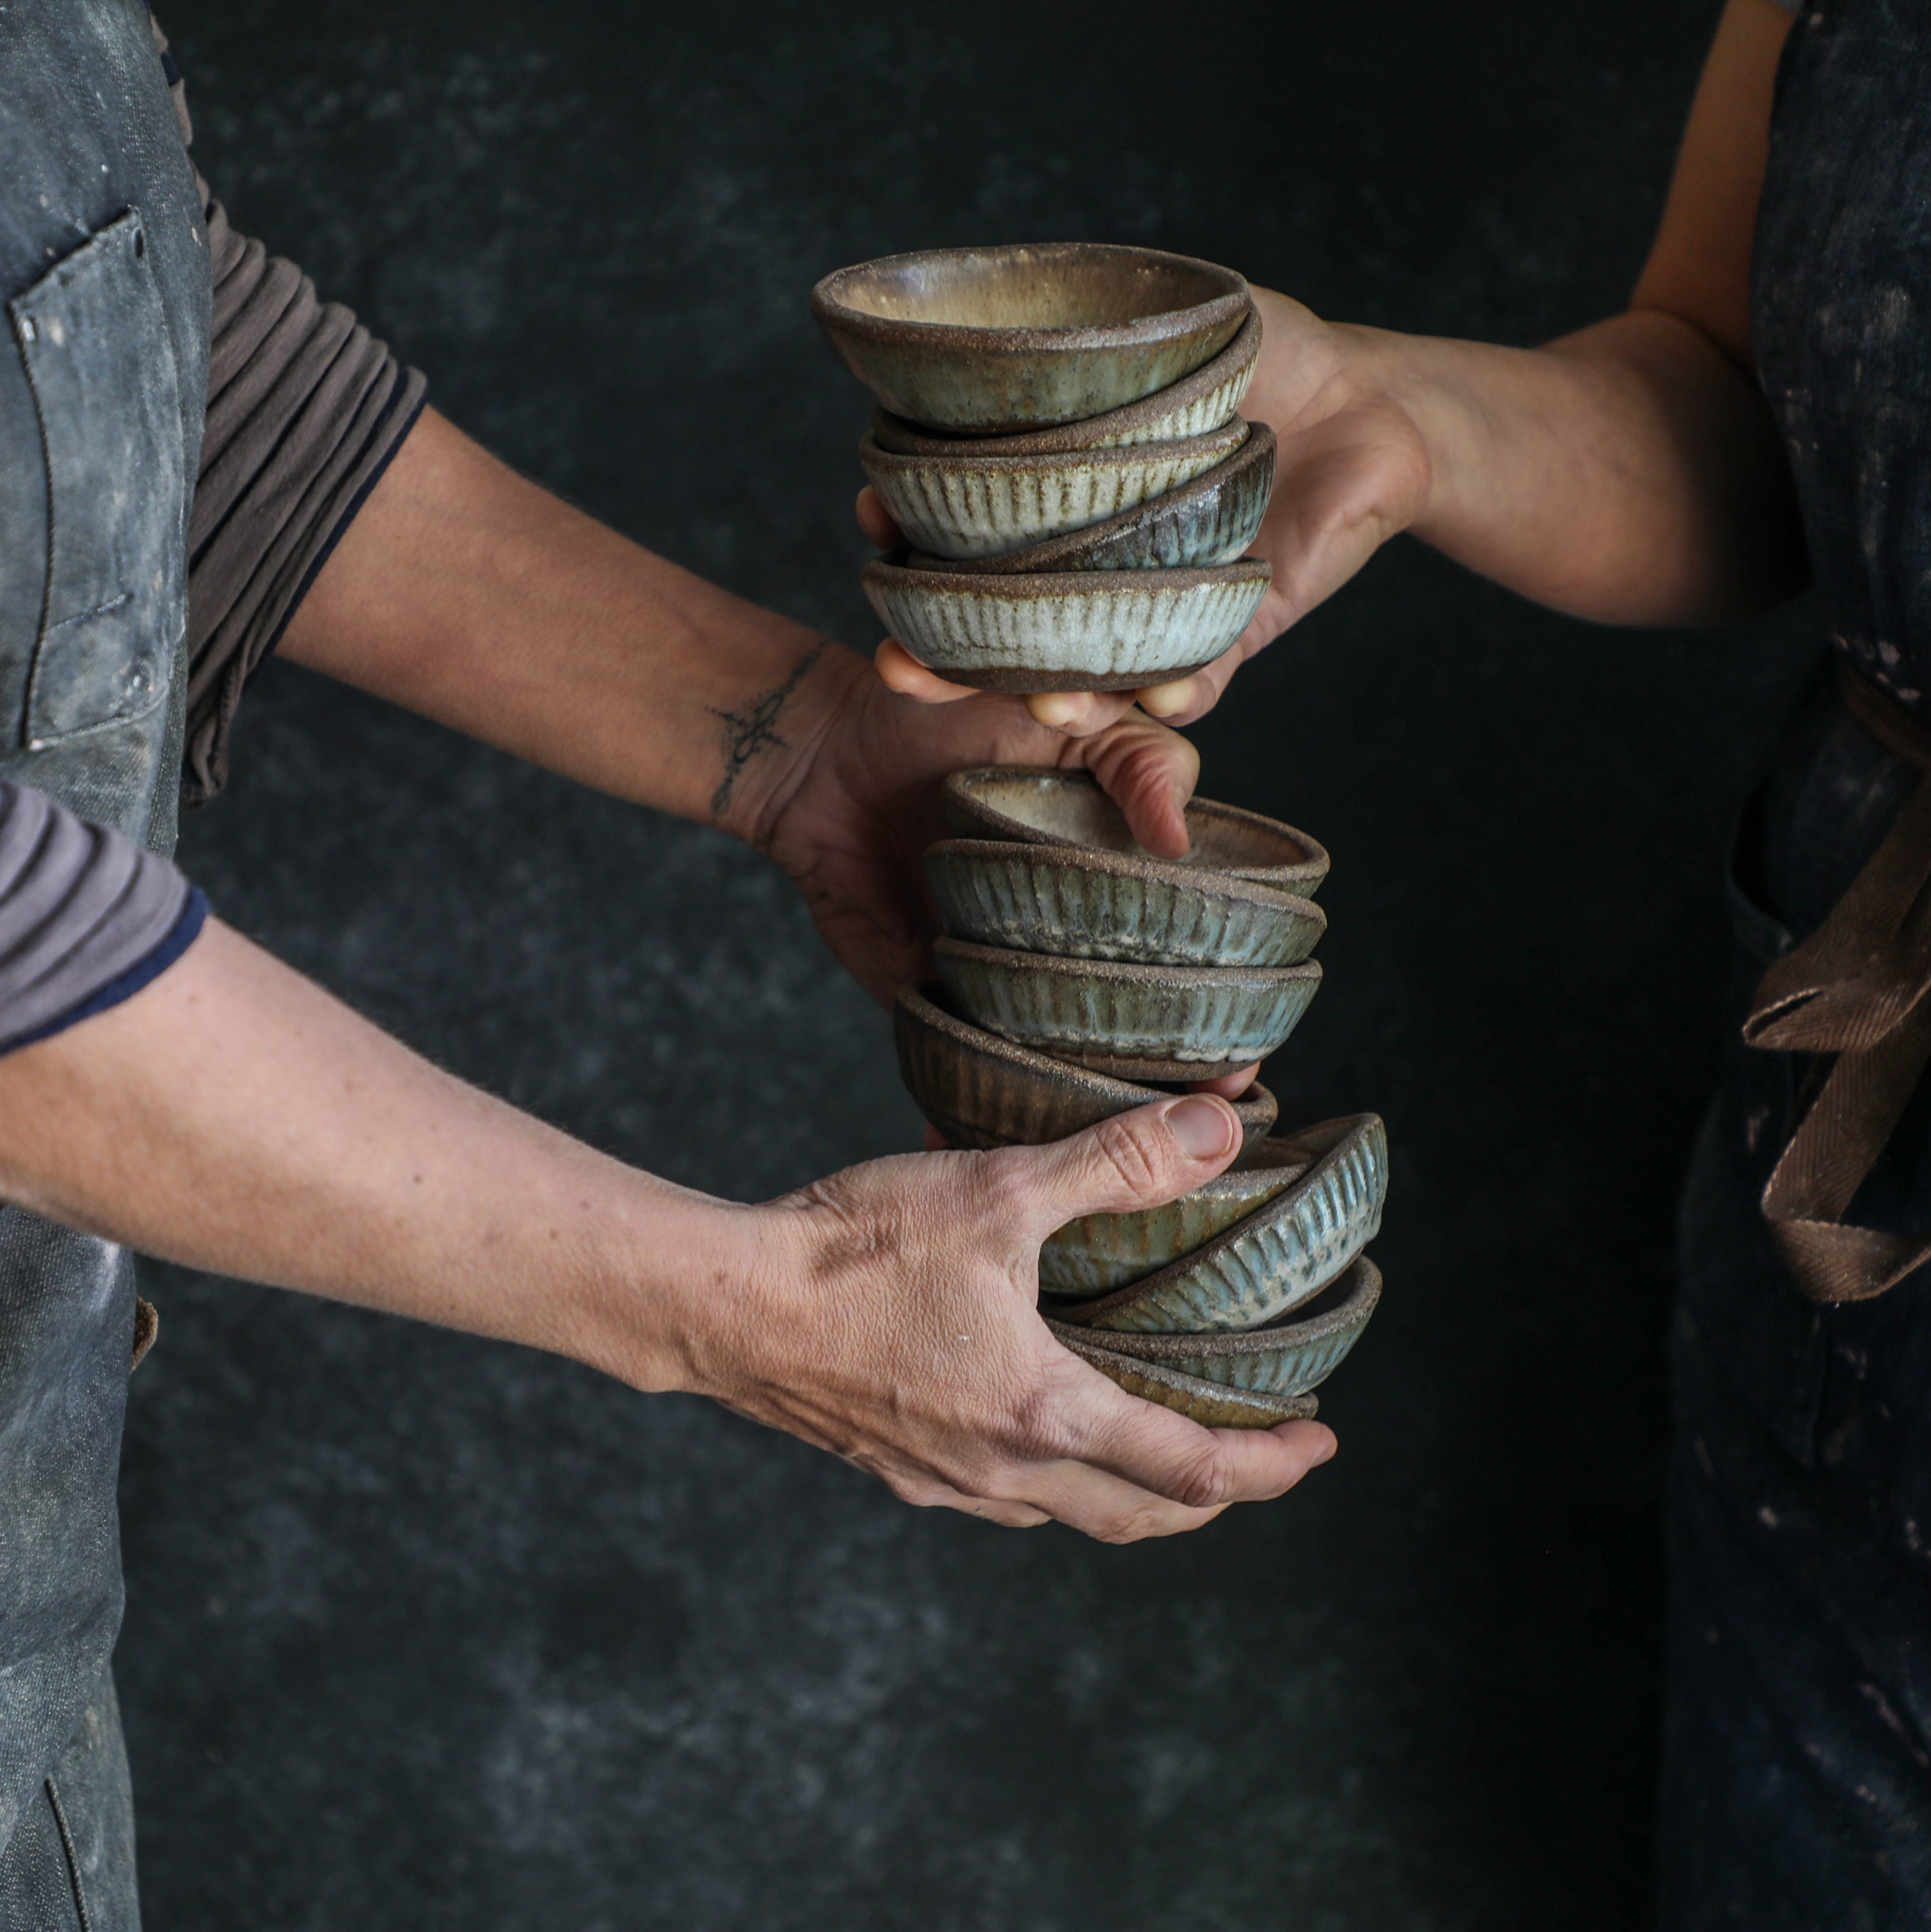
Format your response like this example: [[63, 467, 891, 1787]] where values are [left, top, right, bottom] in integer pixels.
[[1744, 660, 1931, 1300]]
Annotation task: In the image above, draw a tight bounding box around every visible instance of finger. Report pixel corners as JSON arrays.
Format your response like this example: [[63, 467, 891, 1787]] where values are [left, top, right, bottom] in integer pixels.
[[875, 637, 979, 704], [1024, 690, 1139, 733], [1006, 1457, 1230, 1542], [1074, 713, 1200, 860], [855, 484, 901, 550], [1186, 1063, 1259, 1099], [860, 1461, 1050, 1528], [988, 1094, 1241, 1239]]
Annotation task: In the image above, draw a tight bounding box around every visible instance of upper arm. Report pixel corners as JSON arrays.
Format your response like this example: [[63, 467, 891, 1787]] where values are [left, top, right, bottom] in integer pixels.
[[1630, 0, 1798, 372]]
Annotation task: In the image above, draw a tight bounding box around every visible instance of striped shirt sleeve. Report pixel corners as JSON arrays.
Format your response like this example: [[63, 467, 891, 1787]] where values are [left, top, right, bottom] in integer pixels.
[[0, 781, 208, 1058]]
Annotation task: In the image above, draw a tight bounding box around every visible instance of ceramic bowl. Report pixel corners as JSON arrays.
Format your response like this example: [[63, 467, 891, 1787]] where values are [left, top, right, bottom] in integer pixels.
[[940, 768, 1329, 895], [923, 837, 1325, 970], [894, 984, 1278, 1151], [861, 421, 1246, 561], [1051, 1256, 1381, 1397], [810, 243, 1249, 433], [905, 425, 1275, 575], [933, 937, 1320, 1081], [869, 307, 1262, 457], [1053, 1328, 1320, 1429], [1047, 1114, 1387, 1332], [862, 557, 1270, 694], [1040, 1135, 1307, 1296]]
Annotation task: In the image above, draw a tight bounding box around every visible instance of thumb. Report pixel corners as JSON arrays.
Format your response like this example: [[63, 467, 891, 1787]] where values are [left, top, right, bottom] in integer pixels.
[[996, 1095, 1242, 1240]]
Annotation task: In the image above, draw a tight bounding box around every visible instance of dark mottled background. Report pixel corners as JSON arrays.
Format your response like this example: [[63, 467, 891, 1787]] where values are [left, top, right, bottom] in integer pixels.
[[122, 3, 1819, 1926]]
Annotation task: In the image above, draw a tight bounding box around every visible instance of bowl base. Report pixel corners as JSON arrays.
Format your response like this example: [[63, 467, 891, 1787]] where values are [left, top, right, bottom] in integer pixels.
[[906, 654, 1225, 695]]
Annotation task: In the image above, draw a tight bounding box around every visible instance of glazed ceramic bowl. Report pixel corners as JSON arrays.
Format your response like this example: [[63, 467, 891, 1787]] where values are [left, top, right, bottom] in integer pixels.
[[923, 837, 1324, 970], [861, 421, 1246, 561], [1047, 1114, 1387, 1332], [905, 425, 1275, 575], [810, 243, 1249, 433], [869, 307, 1262, 457], [1040, 1135, 1307, 1296], [1052, 1327, 1320, 1428], [894, 984, 1278, 1151], [940, 768, 1329, 895], [933, 937, 1320, 1080], [1051, 1256, 1381, 1397], [862, 557, 1270, 694]]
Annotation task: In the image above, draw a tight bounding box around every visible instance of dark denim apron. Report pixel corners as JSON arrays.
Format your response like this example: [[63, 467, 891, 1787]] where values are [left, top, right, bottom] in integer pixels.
[[0, 5, 208, 1927], [1661, 2, 1931, 1922]]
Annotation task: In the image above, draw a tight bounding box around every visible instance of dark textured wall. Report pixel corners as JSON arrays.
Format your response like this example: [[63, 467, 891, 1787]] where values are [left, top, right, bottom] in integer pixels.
[[121, 4, 1819, 1926]]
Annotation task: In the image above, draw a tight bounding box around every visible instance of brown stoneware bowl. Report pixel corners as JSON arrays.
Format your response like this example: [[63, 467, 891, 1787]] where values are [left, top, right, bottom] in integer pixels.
[[810, 243, 1249, 433], [1052, 1326, 1320, 1429], [932, 937, 1321, 1081], [1052, 1256, 1382, 1395], [894, 984, 1277, 1151], [940, 767, 1330, 895], [868, 307, 1262, 456], [904, 424, 1275, 575], [923, 836, 1325, 969]]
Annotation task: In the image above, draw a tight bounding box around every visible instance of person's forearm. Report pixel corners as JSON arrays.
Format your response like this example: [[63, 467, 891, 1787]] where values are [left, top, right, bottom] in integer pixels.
[[278, 407, 866, 850], [1352, 307, 1803, 624], [0, 917, 735, 1388]]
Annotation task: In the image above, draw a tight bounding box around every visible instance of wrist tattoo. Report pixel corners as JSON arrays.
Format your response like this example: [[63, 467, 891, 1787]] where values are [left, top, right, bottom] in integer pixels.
[[709, 644, 823, 819]]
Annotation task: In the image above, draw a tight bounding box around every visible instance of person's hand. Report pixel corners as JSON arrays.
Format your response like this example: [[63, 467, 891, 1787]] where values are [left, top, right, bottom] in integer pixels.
[[861, 284, 1431, 735], [751, 645, 1201, 1006], [682, 1091, 1336, 1538]]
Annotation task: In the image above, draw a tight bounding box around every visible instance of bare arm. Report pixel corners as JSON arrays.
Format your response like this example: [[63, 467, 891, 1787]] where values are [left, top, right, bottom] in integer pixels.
[[0, 919, 1332, 1539], [873, 0, 1802, 731]]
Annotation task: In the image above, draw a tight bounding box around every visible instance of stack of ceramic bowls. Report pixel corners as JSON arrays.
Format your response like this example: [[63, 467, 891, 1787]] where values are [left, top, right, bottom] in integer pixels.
[[810, 242, 1274, 692], [894, 766, 1388, 1429]]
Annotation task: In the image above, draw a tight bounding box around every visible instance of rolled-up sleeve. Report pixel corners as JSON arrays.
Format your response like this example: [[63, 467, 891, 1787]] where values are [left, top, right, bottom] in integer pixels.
[[0, 780, 207, 1057], [155, 19, 427, 805]]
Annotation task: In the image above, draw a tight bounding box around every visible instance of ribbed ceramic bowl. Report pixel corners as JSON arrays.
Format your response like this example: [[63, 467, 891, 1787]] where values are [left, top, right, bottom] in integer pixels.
[[1047, 1114, 1387, 1332], [1051, 1256, 1381, 1396], [810, 243, 1249, 433], [924, 837, 1325, 970], [861, 422, 1246, 561], [869, 307, 1262, 457], [863, 557, 1270, 694], [1053, 1328, 1320, 1429], [933, 937, 1319, 1080], [1040, 1135, 1307, 1296], [941, 768, 1329, 895], [894, 984, 1278, 1151], [905, 425, 1275, 575]]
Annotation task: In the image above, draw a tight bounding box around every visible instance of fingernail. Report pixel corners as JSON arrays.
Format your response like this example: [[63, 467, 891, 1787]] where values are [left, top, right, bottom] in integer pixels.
[[1029, 693, 1080, 728], [1166, 1096, 1236, 1160], [1140, 680, 1189, 717]]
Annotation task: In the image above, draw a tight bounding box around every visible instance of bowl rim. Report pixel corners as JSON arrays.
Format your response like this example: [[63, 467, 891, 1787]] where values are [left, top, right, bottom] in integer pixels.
[[938, 767, 1331, 892], [894, 983, 1280, 1142], [863, 554, 1271, 601], [1046, 1113, 1386, 1328], [859, 418, 1247, 481], [1049, 1329, 1321, 1422], [933, 934, 1321, 992], [809, 242, 1250, 353], [869, 306, 1263, 459], [903, 423, 1275, 576], [923, 835, 1324, 925], [1052, 1255, 1382, 1364]]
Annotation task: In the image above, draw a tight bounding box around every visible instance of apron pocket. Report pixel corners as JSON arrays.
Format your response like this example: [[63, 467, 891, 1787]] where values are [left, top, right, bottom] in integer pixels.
[[8, 209, 187, 748]]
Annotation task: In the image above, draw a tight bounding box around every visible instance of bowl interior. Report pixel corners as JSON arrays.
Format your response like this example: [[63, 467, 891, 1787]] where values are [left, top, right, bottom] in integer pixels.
[[827, 245, 1241, 333], [942, 768, 1326, 886]]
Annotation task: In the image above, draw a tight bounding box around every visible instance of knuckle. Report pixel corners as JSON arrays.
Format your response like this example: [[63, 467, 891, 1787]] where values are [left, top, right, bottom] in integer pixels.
[[1168, 1446, 1240, 1513], [1084, 1113, 1169, 1202]]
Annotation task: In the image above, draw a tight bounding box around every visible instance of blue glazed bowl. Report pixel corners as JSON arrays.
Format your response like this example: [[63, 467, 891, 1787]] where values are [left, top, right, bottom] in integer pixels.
[[1047, 1114, 1387, 1332], [925, 836, 1324, 970], [933, 936, 1320, 1081], [1053, 1256, 1381, 1396]]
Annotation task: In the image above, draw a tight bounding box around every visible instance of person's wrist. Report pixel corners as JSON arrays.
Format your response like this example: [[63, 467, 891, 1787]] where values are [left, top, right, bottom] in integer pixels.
[[1327, 322, 1447, 537], [713, 640, 873, 860]]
